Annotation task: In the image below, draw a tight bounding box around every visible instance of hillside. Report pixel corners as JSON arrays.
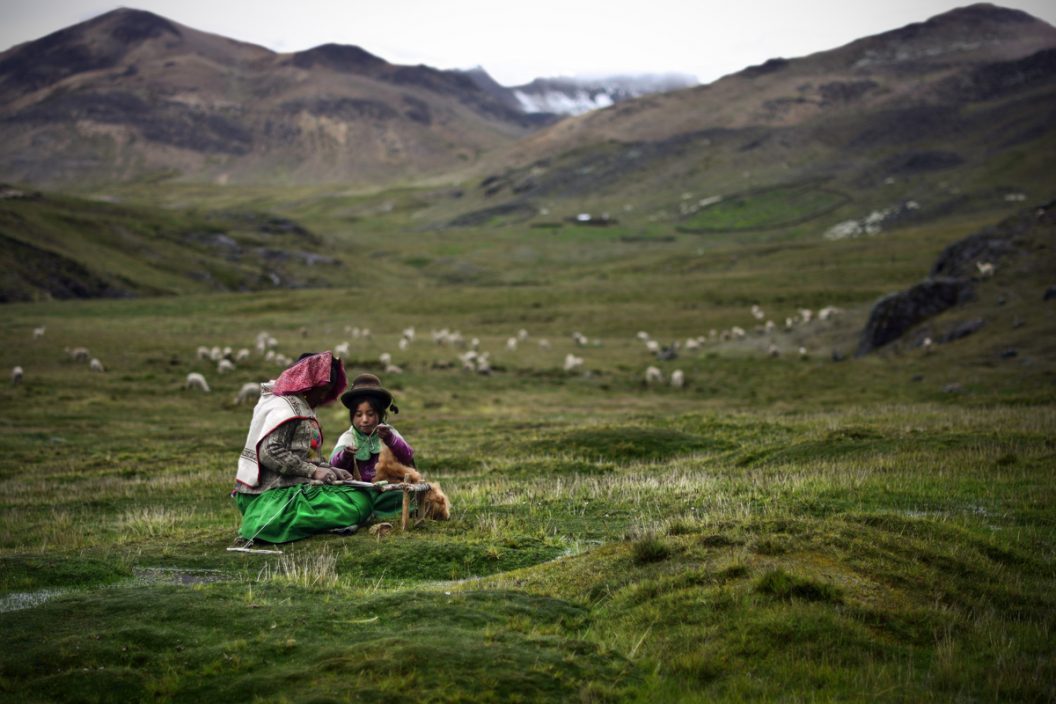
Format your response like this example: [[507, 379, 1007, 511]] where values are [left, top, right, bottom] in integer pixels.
[[0, 9, 551, 187], [438, 4, 1056, 230], [0, 186, 350, 301]]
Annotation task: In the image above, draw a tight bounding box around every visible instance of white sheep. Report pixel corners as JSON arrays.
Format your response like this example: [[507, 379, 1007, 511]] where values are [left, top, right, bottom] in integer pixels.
[[235, 348, 251, 362], [670, 370, 685, 389], [402, 326, 416, 342], [505, 337, 518, 351], [798, 346, 809, 359], [234, 382, 261, 405], [818, 306, 842, 321], [11, 366, 23, 385], [922, 337, 934, 354], [636, 331, 650, 341], [398, 338, 409, 351], [645, 366, 664, 384], [571, 331, 589, 347], [334, 342, 350, 358], [67, 347, 90, 362], [185, 372, 211, 392], [384, 363, 404, 375], [32, 326, 45, 339], [89, 358, 105, 373], [218, 359, 236, 374], [768, 343, 780, 358], [209, 346, 223, 362], [685, 338, 700, 351], [751, 304, 765, 321], [538, 338, 551, 350], [976, 261, 995, 278], [475, 353, 492, 375], [563, 353, 584, 372], [517, 329, 529, 341], [379, 352, 392, 366], [645, 339, 660, 354]]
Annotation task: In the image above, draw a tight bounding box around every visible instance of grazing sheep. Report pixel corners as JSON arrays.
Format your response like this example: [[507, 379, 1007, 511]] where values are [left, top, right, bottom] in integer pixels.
[[818, 306, 842, 321], [32, 326, 45, 339], [185, 372, 211, 392], [571, 331, 589, 347], [235, 348, 251, 362], [517, 329, 528, 341], [67, 347, 91, 362], [334, 342, 350, 358], [922, 337, 934, 354], [538, 338, 551, 350], [751, 304, 765, 321], [645, 366, 664, 384], [217, 359, 236, 374], [210, 346, 223, 362], [670, 369, 685, 389], [636, 331, 650, 341], [976, 261, 995, 278], [768, 343, 780, 358], [645, 339, 660, 354], [475, 353, 492, 375], [731, 327, 746, 339], [398, 338, 409, 351], [799, 346, 809, 359], [234, 382, 261, 405], [402, 326, 416, 342], [563, 353, 584, 372], [379, 352, 392, 366], [11, 366, 23, 385], [685, 338, 700, 351], [505, 337, 518, 351], [384, 363, 404, 375], [89, 358, 105, 372]]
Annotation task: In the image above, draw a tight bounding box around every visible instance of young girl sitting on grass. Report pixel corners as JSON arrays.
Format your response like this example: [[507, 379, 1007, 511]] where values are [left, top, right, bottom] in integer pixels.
[[332, 372, 450, 521]]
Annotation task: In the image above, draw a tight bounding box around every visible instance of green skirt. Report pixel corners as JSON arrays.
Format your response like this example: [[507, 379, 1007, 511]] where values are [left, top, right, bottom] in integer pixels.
[[234, 484, 409, 544]]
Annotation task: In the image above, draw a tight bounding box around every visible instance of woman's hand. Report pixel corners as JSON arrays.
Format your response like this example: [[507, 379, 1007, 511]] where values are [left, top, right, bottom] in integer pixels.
[[310, 467, 335, 483]]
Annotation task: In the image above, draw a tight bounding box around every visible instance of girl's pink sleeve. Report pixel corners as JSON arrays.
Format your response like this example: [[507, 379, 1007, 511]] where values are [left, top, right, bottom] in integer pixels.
[[385, 433, 414, 465]]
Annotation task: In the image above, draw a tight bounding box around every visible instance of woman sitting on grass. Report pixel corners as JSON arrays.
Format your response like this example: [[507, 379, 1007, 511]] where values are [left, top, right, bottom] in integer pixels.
[[232, 351, 375, 544]]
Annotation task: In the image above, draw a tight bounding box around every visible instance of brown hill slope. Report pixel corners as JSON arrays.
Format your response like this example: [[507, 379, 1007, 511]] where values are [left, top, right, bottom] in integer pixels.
[[0, 8, 551, 187], [456, 4, 1056, 221]]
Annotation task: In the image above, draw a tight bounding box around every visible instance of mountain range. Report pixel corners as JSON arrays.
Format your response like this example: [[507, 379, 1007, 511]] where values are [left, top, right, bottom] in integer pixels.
[[0, 4, 1054, 222], [0, 9, 689, 187]]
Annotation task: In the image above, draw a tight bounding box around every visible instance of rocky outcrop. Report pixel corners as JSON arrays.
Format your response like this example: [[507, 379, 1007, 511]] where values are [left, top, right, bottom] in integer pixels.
[[856, 277, 975, 355], [857, 201, 1054, 355]]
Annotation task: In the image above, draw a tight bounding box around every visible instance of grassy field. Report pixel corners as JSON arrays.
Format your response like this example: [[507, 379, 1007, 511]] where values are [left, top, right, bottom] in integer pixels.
[[0, 188, 1054, 702]]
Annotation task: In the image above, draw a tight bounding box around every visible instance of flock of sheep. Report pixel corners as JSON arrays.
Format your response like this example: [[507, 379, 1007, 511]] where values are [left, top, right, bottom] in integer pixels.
[[10, 303, 843, 396]]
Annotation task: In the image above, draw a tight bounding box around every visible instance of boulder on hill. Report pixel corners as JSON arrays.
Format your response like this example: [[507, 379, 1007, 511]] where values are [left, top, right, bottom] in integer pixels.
[[857, 200, 1055, 355], [856, 277, 975, 356]]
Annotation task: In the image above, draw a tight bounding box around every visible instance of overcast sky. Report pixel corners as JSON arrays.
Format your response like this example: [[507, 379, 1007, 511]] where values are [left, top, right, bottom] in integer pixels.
[[2, 1, 1054, 86]]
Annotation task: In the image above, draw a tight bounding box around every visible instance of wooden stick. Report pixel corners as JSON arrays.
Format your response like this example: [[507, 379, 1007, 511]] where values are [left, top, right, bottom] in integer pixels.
[[401, 487, 410, 531]]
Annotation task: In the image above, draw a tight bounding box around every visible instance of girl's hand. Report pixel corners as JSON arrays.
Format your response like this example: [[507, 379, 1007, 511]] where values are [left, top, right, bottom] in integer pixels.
[[376, 424, 393, 442]]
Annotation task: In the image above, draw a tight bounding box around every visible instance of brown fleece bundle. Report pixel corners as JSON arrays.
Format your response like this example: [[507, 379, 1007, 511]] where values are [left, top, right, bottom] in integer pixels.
[[374, 445, 451, 520]]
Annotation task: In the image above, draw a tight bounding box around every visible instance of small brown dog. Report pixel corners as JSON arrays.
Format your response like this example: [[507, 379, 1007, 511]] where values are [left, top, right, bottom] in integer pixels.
[[374, 445, 451, 520]]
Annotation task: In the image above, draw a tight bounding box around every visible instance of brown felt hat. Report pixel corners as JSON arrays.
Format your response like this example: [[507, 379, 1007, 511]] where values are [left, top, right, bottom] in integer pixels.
[[340, 373, 396, 412]]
